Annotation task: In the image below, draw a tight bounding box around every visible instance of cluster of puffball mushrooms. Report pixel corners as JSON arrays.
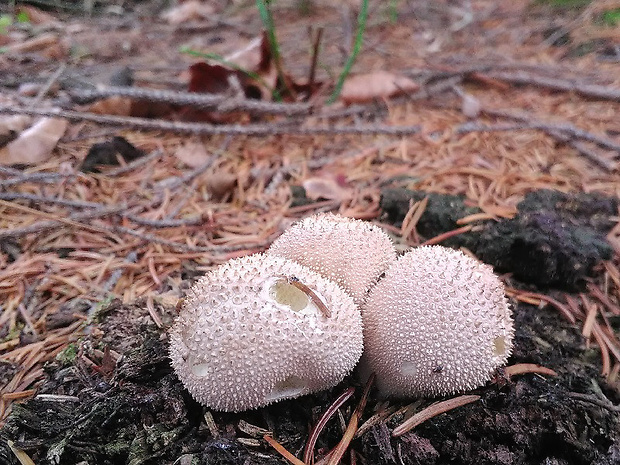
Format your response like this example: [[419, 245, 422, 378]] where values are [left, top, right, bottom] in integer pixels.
[[169, 213, 515, 412]]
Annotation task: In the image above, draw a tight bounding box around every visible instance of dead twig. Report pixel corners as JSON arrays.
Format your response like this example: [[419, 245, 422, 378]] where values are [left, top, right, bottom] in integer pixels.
[[568, 392, 620, 412], [104, 149, 165, 177], [306, 27, 324, 100], [0, 171, 75, 188], [392, 395, 480, 437], [325, 374, 374, 465], [0, 105, 421, 136], [30, 62, 67, 109], [69, 86, 312, 116], [0, 192, 103, 209], [483, 108, 620, 154], [456, 120, 618, 172], [263, 435, 306, 465], [478, 70, 620, 102], [304, 387, 355, 464], [0, 201, 127, 240], [504, 363, 558, 377]]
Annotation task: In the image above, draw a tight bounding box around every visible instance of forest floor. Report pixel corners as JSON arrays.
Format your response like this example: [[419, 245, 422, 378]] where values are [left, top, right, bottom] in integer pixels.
[[0, 1, 619, 464]]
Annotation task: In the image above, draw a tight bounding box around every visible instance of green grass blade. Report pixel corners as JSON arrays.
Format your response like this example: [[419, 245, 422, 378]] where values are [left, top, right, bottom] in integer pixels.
[[327, 0, 369, 104]]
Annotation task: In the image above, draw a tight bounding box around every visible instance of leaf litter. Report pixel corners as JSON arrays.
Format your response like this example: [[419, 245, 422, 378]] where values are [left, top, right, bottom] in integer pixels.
[[0, 0, 619, 464]]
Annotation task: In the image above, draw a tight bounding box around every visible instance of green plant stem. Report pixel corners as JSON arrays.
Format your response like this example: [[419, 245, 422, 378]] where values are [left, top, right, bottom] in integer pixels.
[[256, 0, 292, 99], [327, 0, 369, 104]]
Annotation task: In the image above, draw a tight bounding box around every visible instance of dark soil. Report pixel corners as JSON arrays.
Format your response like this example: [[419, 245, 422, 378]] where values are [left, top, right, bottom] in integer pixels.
[[1, 189, 619, 465], [379, 188, 617, 290], [1, 298, 618, 465]]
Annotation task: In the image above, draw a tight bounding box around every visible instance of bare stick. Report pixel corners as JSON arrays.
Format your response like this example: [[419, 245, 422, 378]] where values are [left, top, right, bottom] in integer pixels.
[[30, 63, 67, 108], [0, 105, 422, 136], [0, 192, 103, 209], [0, 172, 74, 188], [504, 363, 558, 377], [104, 149, 164, 176], [481, 70, 620, 102], [69, 86, 311, 116], [485, 108, 620, 153], [304, 387, 355, 464], [567, 392, 620, 412], [0, 202, 127, 239], [392, 395, 480, 437]]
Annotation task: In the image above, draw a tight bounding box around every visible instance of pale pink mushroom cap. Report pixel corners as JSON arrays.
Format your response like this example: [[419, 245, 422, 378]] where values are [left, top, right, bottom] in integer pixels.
[[361, 246, 514, 397], [267, 213, 396, 305], [169, 254, 363, 412]]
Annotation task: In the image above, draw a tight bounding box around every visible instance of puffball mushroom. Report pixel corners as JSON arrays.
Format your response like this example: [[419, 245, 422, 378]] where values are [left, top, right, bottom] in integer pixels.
[[361, 246, 514, 397], [169, 253, 363, 412], [267, 213, 397, 305]]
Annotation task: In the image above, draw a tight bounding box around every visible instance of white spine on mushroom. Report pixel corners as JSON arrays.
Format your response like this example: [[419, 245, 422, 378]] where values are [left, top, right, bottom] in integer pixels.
[[169, 253, 363, 412], [267, 213, 397, 305], [361, 246, 514, 397]]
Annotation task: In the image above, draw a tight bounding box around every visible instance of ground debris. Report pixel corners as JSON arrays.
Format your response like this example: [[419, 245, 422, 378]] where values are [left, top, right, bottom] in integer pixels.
[[1, 300, 618, 465], [380, 187, 616, 289]]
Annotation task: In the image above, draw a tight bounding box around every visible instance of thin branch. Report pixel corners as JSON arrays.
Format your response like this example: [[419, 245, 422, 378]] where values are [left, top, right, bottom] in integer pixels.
[[568, 392, 620, 412], [307, 27, 323, 99], [110, 224, 276, 254], [124, 215, 206, 228], [0, 192, 103, 209], [69, 86, 311, 116], [304, 387, 355, 464], [485, 108, 620, 153], [0, 202, 127, 239], [0, 105, 422, 136], [0, 172, 75, 188], [480, 70, 620, 102], [104, 149, 165, 176], [392, 395, 480, 437], [504, 363, 558, 377], [30, 63, 67, 108]]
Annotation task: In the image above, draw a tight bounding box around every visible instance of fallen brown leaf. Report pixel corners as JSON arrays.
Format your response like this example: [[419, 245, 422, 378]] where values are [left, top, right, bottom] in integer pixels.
[[89, 96, 133, 116], [0, 118, 67, 165], [0, 115, 32, 140], [340, 71, 419, 104], [302, 176, 351, 201], [161, 0, 215, 25], [173, 140, 211, 168]]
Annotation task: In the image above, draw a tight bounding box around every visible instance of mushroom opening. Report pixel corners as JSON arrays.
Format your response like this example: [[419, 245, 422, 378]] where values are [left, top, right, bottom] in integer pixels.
[[190, 358, 211, 377], [493, 336, 506, 356], [400, 361, 418, 376], [270, 280, 309, 312], [169, 253, 363, 411], [264, 375, 307, 403]]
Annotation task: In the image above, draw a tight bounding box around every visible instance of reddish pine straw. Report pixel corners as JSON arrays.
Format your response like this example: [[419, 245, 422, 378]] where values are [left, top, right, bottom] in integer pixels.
[[1, 0, 620, 427]]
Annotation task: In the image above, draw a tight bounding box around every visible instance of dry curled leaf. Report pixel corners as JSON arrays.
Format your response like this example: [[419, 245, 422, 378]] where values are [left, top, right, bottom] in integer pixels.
[[89, 95, 133, 116], [173, 140, 211, 168], [302, 176, 351, 201], [0, 118, 67, 165], [340, 71, 419, 104], [188, 32, 276, 103], [0, 115, 32, 140], [160, 0, 215, 24]]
